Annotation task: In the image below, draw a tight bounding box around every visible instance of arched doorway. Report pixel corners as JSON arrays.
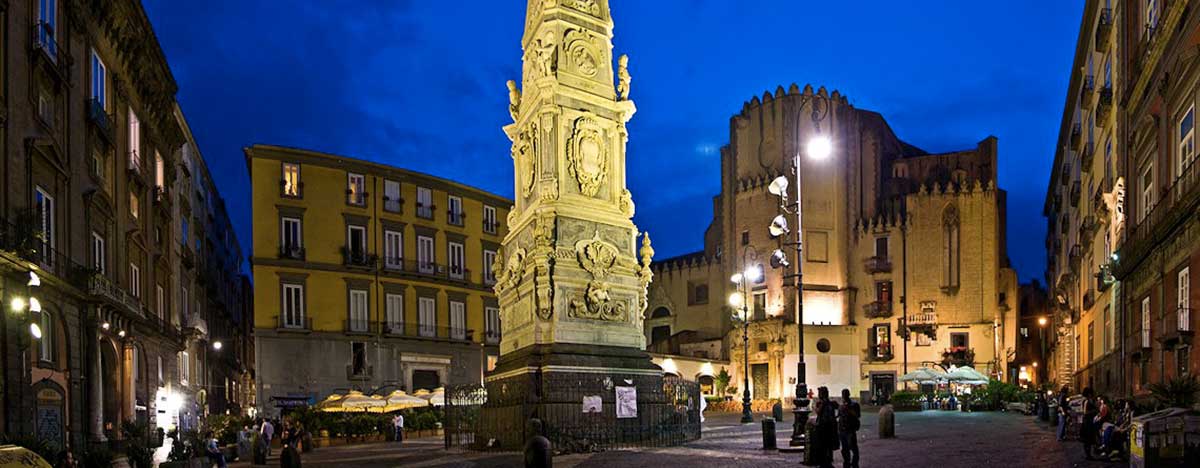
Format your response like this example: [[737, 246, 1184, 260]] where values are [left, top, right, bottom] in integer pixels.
[[99, 339, 121, 437]]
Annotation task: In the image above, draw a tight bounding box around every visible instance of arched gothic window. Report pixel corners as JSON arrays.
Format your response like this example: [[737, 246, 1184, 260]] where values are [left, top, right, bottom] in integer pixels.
[[943, 205, 960, 290]]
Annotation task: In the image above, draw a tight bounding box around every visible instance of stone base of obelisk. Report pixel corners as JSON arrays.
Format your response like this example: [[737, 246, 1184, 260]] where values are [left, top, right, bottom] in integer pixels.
[[476, 343, 692, 452]]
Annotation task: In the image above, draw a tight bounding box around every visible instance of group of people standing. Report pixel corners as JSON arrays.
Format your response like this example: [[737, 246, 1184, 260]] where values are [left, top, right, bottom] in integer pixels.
[[1056, 386, 1135, 461], [810, 386, 862, 468], [201, 417, 306, 468]]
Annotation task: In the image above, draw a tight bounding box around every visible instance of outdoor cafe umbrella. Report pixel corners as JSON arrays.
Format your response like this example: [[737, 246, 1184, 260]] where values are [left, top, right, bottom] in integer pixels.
[[341, 390, 387, 413], [945, 366, 990, 385], [424, 388, 445, 407], [315, 392, 349, 412], [382, 390, 428, 412], [898, 367, 947, 384]]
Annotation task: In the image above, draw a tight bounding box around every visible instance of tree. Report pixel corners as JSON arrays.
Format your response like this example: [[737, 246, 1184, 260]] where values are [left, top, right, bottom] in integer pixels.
[[715, 368, 731, 396]]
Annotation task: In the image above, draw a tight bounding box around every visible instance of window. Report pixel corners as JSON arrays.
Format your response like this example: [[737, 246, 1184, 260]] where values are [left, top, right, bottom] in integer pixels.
[[350, 342, 368, 376], [129, 191, 139, 219], [417, 187, 433, 218], [347, 173, 366, 205], [690, 283, 709, 305], [281, 217, 302, 257], [448, 196, 464, 225], [752, 289, 767, 321], [91, 232, 106, 274], [483, 205, 498, 234], [871, 324, 892, 358], [1180, 106, 1195, 179], [418, 297, 436, 337], [741, 231, 750, 246], [876, 281, 892, 303], [90, 50, 106, 108], [384, 180, 401, 212], [346, 225, 367, 259], [37, 89, 53, 125], [36, 0, 56, 59], [179, 351, 189, 386], [384, 230, 403, 270], [1104, 54, 1112, 88], [156, 285, 165, 319], [1180, 347, 1191, 376], [450, 301, 466, 340], [485, 307, 500, 343], [282, 163, 300, 197], [449, 242, 465, 279], [1104, 138, 1113, 187], [1020, 327, 1029, 338], [943, 206, 960, 289], [35, 187, 54, 266], [157, 356, 162, 386], [128, 109, 141, 172], [348, 289, 368, 332], [951, 332, 969, 349], [483, 249, 497, 284], [154, 152, 164, 189], [181, 218, 190, 247], [129, 263, 140, 298], [1140, 164, 1154, 223], [417, 235, 435, 274], [875, 237, 888, 258], [1142, 296, 1151, 348], [1103, 305, 1112, 352], [1180, 267, 1191, 332], [38, 311, 53, 363], [283, 283, 305, 329], [385, 293, 403, 333], [1088, 322, 1095, 363]]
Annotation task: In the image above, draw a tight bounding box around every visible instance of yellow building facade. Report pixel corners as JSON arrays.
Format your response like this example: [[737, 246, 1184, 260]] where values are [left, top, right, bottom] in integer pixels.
[[246, 145, 509, 415]]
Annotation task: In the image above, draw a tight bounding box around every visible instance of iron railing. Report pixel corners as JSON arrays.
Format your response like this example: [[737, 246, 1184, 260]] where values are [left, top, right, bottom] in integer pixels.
[[863, 300, 892, 318], [485, 330, 501, 344], [383, 197, 402, 213], [416, 203, 435, 219], [275, 315, 312, 331], [278, 245, 305, 261], [1080, 75, 1095, 102], [345, 319, 374, 334], [863, 256, 892, 274], [447, 209, 465, 226], [865, 344, 894, 362], [1097, 86, 1113, 121], [1120, 156, 1200, 276], [382, 321, 473, 342], [483, 220, 500, 235], [33, 21, 62, 64], [1070, 123, 1082, 148], [907, 311, 937, 327], [341, 247, 377, 267], [87, 98, 114, 143]]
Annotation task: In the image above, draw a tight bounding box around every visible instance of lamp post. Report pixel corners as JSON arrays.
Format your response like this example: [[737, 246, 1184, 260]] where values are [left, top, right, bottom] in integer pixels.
[[729, 248, 761, 424], [767, 95, 833, 451]]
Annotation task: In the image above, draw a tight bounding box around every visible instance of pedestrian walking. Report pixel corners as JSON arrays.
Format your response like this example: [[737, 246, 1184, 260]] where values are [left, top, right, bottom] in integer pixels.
[[280, 420, 302, 468], [1056, 386, 1070, 441], [1080, 387, 1099, 460], [237, 425, 252, 461], [393, 413, 405, 444], [837, 388, 861, 468], [260, 418, 275, 457], [813, 386, 839, 468]]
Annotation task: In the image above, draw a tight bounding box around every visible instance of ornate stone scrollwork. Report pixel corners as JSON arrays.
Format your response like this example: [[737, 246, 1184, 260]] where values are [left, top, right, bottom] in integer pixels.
[[566, 117, 608, 197], [564, 0, 601, 17], [564, 29, 600, 78], [493, 247, 527, 295], [568, 232, 627, 321]]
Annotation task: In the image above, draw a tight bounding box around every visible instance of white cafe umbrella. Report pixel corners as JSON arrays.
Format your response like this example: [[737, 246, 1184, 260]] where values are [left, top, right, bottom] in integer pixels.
[[382, 390, 427, 412], [945, 366, 989, 385], [898, 367, 947, 384], [341, 390, 386, 412], [425, 390, 445, 407]]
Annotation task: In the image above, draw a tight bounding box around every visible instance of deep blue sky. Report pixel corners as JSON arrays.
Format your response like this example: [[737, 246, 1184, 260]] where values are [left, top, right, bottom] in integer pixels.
[[143, 0, 1082, 283]]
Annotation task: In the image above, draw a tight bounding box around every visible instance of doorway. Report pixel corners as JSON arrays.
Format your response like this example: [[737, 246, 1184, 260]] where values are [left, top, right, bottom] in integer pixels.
[[411, 370, 440, 391], [870, 372, 896, 404], [751, 363, 770, 399]]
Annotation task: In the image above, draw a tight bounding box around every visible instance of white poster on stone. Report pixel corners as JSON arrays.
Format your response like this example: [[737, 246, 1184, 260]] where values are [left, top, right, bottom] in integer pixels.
[[582, 395, 602, 413], [615, 386, 637, 419]]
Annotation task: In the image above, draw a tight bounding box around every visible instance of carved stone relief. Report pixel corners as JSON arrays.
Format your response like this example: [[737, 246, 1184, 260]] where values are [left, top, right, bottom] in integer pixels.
[[567, 232, 627, 321], [515, 122, 539, 198], [563, 0, 601, 17], [564, 29, 601, 79], [566, 116, 609, 197]]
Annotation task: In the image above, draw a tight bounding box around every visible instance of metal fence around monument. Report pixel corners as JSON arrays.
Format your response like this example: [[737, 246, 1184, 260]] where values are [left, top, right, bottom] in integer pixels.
[[443, 376, 701, 452]]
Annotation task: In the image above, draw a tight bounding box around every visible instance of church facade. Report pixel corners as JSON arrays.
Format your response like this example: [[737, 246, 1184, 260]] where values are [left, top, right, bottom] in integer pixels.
[[647, 87, 1020, 401]]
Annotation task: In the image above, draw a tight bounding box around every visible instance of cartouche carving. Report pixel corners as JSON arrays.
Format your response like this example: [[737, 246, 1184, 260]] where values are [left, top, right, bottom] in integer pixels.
[[566, 116, 608, 197]]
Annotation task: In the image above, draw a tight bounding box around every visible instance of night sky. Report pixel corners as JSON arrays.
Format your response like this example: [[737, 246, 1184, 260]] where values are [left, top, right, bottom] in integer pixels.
[[143, 0, 1083, 284]]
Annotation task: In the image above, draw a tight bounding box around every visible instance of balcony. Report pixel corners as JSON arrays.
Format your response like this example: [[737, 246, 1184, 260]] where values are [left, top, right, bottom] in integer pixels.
[[383, 196, 403, 214], [128, 151, 143, 179], [1117, 154, 1200, 279], [1081, 141, 1095, 168], [381, 259, 474, 284], [863, 343, 894, 363], [863, 301, 892, 319], [863, 256, 892, 274], [1082, 288, 1095, 310], [483, 220, 501, 235], [341, 247, 377, 268], [1097, 86, 1113, 122], [416, 202, 435, 219], [1081, 214, 1097, 237], [181, 248, 195, 269], [382, 255, 404, 271], [32, 22, 67, 80], [906, 311, 937, 328], [275, 315, 312, 332], [1159, 308, 1194, 347], [941, 347, 975, 368], [382, 322, 474, 343], [1070, 123, 1082, 148], [447, 209, 465, 226], [1130, 327, 1152, 359], [345, 190, 366, 207], [84, 274, 144, 319], [87, 98, 114, 144], [1096, 264, 1113, 292], [278, 245, 305, 261], [344, 319, 376, 335], [1070, 181, 1081, 207], [1069, 244, 1082, 273], [1095, 8, 1112, 51], [1093, 189, 1108, 217], [1080, 75, 1095, 102], [182, 314, 208, 338], [485, 330, 501, 345]]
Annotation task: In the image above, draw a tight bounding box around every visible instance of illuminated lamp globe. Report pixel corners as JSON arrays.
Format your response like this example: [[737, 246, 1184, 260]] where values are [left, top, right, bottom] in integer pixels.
[[807, 135, 833, 160], [769, 215, 789, 238]]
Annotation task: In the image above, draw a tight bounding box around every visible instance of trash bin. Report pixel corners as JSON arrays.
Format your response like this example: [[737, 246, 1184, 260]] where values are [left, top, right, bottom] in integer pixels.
[[1129, 407, 1200, 468]]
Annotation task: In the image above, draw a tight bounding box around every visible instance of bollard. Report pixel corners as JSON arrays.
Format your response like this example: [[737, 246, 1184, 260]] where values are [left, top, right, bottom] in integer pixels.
[[524, 418, 553, 468], [761, 418, 777, 450], [772, 401, 784, 422], [878, 404, 895, 439]]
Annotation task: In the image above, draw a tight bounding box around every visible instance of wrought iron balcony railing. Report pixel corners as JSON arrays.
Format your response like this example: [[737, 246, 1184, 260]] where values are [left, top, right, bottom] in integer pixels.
[[863, 256, 892, 274], [87, 98, 115, 144], [447, 209, 465, 226], [383, 197, 403, 213], [345, 319, 376, 335], [483, 220, 500, 235], [416, 203, 435, 219], [864, 344, 894, 362], [906, 311, 937, 327], [341, 247, 377, 268], [278, 245, 305, 261], [863, 301, 892, 319], [275, 315, 312, 331], [1159, 308, 1194, 347], [382, 321, 474, 343], [1118, 156, 1200, 279], [1097, 86, 1113, 122], [1095, 8, 1112, 51], [1080, 75, 1095, 102], [485, 330, 501, 344]]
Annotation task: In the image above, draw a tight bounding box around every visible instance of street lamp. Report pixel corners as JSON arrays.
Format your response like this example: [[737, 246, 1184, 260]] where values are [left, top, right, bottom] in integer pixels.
[[730, 248, 761, 424], [212, 341, 224, 351], [769, 92, 834, 451], [1037, 316, 1048, 327]]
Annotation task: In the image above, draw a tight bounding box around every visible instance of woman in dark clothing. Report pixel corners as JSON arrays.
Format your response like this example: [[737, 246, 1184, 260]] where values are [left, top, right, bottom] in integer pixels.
[[280, 420, 303, 468], [813, 386, 839, 468], [1080, 387, 1099, 460]]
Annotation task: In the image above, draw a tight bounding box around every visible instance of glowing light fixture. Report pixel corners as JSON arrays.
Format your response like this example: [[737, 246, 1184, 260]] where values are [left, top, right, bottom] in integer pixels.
[[1038, 317, 1048, 326], [212, 341, 223, 351], [30, 322, 43, 339], [768, 176, 789, 198], [101, 321, 111, 330], [743, 264, 763, 283], [807, 135, 833, 160], [10, 297, 26, 312], [117, 329, 126, 338], [728, 292, 745, 308], [29, 298, 42, 313], [730, 273, 743, 284], [770, 249, 790, 269], [28, 271, 41, 287]]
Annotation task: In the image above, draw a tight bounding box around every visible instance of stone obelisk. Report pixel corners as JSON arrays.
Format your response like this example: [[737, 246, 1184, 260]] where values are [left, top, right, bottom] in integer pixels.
[[483, 0, 665, 449]]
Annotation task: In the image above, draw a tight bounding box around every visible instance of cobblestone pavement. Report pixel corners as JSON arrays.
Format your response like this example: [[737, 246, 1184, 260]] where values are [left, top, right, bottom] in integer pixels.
[[228, 408, 1127, 467]]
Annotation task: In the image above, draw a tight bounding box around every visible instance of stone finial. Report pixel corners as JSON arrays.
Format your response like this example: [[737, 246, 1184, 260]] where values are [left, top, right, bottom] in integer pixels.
[[803, 84, 814, 95], [763, 91, 773, 102], [751, 96, 761, 106], [817, 86, 828, 98], [506, 80, 521, 121], [987, 179, 996, 191], [831, 90, 841, 100], [919, 183, 928, 195], [789, 83, 800, 94], [973, 179, 982, 193], [775, 86, 786, 98]]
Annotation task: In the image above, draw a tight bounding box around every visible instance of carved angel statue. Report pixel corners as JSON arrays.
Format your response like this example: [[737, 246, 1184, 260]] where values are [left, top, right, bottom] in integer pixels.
[[617, 54, 631, 101], [533, 34, 557, 78], [506, 80, 521, 121]]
